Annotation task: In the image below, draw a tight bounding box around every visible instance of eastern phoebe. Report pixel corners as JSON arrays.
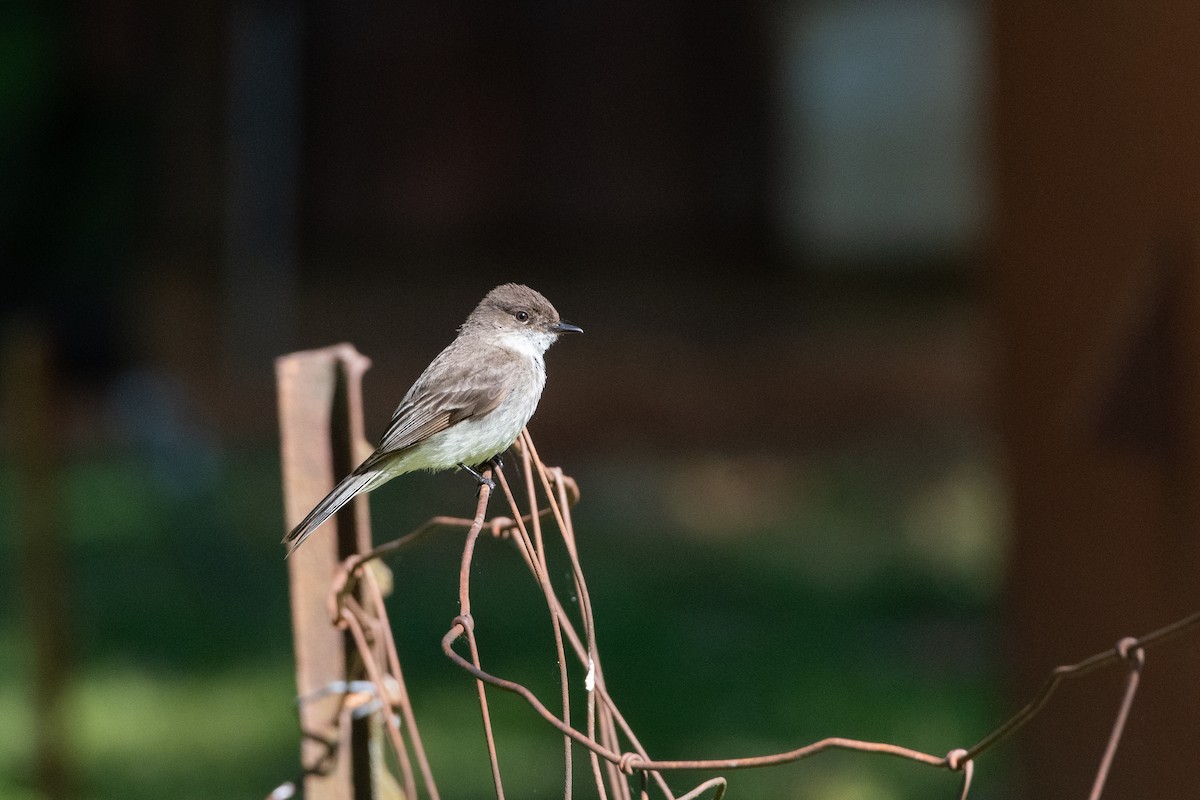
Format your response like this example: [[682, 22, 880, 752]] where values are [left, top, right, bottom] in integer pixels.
[[283, 283, 581, 555]]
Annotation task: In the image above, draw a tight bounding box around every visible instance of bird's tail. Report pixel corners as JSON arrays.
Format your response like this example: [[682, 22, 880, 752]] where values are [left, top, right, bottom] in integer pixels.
[[283, 470, 379, 556]]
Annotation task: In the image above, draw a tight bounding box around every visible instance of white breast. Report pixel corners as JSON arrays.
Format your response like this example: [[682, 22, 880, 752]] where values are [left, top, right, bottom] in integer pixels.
[[388, 347, 547, 474]]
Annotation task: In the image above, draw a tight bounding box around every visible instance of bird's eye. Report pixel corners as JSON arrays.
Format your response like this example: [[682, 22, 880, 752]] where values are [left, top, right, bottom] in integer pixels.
[[515, 310, 530, 322]]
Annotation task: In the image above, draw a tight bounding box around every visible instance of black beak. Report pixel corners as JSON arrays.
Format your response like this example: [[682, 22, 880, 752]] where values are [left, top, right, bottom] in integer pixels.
[[551, 321, 583, 335]]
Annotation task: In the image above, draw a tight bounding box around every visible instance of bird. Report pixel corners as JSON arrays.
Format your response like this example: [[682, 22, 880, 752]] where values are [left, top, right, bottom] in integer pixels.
[[283, 283, 581, 555]]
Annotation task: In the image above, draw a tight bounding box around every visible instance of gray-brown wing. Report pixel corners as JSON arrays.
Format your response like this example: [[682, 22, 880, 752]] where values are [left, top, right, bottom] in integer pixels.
[[358, 356, 510, 471]]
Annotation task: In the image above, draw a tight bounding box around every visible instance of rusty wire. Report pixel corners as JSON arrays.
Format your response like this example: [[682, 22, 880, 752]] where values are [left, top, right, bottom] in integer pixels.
[[310, 429, 1200, 800]]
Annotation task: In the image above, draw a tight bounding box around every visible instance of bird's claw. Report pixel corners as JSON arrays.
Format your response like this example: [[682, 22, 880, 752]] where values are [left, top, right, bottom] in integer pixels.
[[459, 462, 497, 491]]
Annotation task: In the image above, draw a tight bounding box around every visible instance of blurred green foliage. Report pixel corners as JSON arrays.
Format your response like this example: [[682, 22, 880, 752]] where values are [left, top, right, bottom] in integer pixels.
[[0, 436, 1009, 799]]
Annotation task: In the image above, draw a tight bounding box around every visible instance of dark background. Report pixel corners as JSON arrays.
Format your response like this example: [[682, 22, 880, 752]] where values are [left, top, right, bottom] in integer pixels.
[[3, 2, 1197, 799]]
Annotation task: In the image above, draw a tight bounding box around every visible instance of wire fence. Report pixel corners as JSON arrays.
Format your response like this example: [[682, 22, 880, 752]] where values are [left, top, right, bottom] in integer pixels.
[[270, 423, 1200, 800]]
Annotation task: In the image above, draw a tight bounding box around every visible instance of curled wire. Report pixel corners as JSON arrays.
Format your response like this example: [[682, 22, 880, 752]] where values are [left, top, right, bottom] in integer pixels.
[[307, 428, 1200, 799]]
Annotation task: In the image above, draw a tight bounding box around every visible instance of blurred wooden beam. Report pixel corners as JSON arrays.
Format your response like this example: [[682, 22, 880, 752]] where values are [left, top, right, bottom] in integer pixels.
[[2, 319, 76, 800], [993, 4, 1200, 798]]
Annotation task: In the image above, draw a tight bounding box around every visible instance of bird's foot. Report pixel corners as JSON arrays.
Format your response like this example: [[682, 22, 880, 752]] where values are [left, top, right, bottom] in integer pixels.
[[459, 462, 496, 491]]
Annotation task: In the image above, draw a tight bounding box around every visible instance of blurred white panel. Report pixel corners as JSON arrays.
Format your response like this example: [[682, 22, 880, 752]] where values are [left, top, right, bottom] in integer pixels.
[[774, 0, 987, 267]]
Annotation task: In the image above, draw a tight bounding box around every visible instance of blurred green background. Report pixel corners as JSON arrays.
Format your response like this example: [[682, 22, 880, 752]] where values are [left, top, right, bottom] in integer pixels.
[[1, 1, 1015, 798], [1, 435, 1010, 799]]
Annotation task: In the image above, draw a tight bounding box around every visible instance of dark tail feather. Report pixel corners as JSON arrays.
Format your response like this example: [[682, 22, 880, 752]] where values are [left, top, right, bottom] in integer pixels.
[[283, 471, 378, 556]]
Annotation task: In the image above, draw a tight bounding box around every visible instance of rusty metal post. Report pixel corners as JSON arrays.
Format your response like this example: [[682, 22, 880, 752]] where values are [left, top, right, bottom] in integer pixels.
[[276, 343, 376, 799]]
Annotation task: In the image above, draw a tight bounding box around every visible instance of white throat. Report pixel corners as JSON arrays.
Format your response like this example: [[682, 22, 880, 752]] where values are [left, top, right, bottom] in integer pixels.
[[495, 328, 555, 359]]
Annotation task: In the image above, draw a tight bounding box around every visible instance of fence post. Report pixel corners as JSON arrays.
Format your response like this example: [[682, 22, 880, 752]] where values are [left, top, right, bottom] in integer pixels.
[[276, 343, 377, 799]]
